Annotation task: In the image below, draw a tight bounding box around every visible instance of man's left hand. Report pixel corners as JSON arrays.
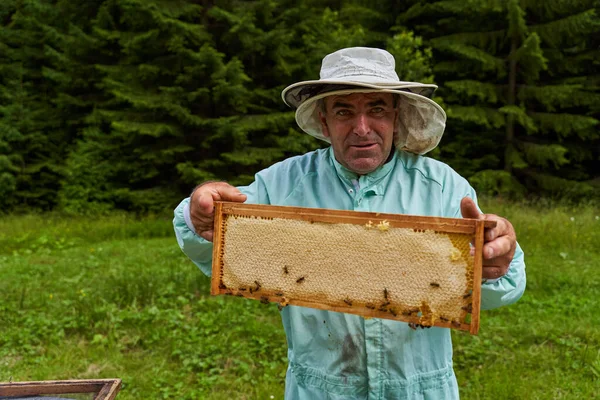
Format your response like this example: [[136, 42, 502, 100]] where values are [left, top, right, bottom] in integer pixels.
[[460, 197, 517, 280]]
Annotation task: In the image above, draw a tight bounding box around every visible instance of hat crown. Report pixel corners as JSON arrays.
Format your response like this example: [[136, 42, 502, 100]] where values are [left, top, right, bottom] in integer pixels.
[[320, 47, 400, 83]]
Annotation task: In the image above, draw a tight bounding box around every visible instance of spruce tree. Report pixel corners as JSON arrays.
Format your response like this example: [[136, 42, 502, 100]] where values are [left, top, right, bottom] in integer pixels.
[[399, 0, 600, 199], [59, 0, 383, 212], [520, 0, 600, 197], [0, 0, 64, 211], [60, 0, 221, 212]]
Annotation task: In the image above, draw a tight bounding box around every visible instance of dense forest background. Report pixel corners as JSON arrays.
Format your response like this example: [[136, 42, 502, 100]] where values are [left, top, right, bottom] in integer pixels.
[[1, 0, 598, 214]]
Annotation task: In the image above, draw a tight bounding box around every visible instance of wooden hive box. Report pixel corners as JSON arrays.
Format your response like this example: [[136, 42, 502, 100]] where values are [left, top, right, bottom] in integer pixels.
[[211, 202, 494, 334], [0, 379, 121, 399]]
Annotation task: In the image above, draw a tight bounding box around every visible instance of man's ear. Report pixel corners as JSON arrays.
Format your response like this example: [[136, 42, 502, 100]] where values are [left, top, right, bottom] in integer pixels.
[[319, 112, 330, 138]]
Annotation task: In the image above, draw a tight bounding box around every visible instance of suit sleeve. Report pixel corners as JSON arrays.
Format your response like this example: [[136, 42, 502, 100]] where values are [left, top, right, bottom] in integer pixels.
[[480, 242, 526, 310]]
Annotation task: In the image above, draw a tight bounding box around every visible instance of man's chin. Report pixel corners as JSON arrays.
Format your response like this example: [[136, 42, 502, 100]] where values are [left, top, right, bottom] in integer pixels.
[[346, 158, 383, 175]]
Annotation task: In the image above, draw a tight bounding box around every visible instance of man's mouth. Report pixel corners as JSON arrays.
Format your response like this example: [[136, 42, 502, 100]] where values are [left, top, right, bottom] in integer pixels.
[[351, 143, 377, 149]]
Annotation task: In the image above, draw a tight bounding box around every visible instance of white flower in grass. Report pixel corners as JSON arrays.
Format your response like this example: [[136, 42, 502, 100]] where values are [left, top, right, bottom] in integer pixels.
[[570, 217, 575, 221]]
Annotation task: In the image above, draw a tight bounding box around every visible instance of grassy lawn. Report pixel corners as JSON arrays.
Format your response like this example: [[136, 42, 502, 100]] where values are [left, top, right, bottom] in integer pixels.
[[0, 200, 598, 399]]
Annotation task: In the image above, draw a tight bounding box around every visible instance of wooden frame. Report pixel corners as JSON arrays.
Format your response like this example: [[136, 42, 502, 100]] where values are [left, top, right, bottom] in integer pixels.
[[212, 202, 494, 335], [0, 379, 121, 400]]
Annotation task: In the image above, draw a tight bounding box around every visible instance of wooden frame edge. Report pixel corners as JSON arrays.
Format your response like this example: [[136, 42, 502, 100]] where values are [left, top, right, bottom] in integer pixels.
[[218, 290, 471, 331], [218, 202, 496, 233], [0, 379, 122, 400], [211, 201, 225, 296], [95, 378, 122, 400], [470, 220, 484, 335]]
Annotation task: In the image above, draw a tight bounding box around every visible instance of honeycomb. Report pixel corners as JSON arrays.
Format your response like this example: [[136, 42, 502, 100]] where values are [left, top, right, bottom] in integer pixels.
[[215, 211, 477, 330]]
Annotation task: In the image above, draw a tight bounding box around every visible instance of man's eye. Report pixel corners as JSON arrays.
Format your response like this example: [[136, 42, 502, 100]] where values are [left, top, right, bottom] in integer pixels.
[[336, 110, 351, 116], [371, 107, 385, 114]]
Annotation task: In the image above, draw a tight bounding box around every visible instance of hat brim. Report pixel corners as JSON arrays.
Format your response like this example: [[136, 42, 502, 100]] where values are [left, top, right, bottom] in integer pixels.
[[282, 79, 438, 109], [295, 88, 447, 155]]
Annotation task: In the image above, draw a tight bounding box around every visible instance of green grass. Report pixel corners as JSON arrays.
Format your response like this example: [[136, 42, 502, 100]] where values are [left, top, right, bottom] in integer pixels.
[[1, 201, 598, 399]]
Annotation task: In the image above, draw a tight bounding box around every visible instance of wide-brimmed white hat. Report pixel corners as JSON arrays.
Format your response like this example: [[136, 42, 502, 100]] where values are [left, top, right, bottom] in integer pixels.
[[281, 47, 446, 154]]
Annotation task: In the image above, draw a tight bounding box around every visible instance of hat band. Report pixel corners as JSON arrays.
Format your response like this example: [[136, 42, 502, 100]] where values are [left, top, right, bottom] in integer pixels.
[[322, 72, 399, 83]]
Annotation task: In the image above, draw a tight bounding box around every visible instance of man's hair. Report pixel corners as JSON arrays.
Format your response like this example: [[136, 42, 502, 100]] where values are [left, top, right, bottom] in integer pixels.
[[318, 93, 400, 114]]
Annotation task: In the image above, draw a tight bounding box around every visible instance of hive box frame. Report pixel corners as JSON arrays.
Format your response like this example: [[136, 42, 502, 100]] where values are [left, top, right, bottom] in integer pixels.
[[211, 202, 494, 335], [0, 379, 121, 399]]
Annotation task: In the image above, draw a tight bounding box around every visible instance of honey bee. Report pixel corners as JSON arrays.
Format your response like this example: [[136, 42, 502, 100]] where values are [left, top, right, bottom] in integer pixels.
[[377, 220, 390, 232], [274, 291, 284, 297], [283, 266, 289, 274], [430, 282, 440, 288], [254, 280, 261, 291], [451, 320, 462, 328], [461, 304, 473, 313], [296, 277, 305, 284], [405, 307, 419, 315], [380, 301, 390, 307], [439, 316, 449, 322], [365, 304, 375, 310], [462, 292, 472, 299], [343, 298, 353, 306], [383, 288, 389, 300], [238, 287, 247, 291], [260, 296, 269, 304], [389, 308, 398, 317]]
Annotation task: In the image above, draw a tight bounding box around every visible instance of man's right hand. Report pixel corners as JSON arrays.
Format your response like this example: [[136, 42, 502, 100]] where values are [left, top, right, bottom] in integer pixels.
[[189, 182, 247, 242]]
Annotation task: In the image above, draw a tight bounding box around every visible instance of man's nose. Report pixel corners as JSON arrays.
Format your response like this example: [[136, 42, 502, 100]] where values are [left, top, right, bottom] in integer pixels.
[[353, 113, 370, 136]]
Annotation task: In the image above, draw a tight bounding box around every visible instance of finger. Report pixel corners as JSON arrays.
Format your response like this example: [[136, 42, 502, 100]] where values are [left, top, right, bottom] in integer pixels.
[[484, 218, 508, 242], [460, 197, 482, 220], [191, 214, 214, 232], [469, 241, 512, 260], [483, 235, 515, 260], [199, 229, 214, 242], [482, 266, 507, 280], [196, 190, 216, 215]]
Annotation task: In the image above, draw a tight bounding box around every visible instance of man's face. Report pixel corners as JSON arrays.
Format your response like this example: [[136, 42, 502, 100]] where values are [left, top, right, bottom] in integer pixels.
[[319, 92, 397, 175]]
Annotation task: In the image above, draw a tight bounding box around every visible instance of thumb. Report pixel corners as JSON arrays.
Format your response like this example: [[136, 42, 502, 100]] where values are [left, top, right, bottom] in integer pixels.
[[193, 183, 246, 216], [213, 185, 247, 202], [460, 197, 482, 220]]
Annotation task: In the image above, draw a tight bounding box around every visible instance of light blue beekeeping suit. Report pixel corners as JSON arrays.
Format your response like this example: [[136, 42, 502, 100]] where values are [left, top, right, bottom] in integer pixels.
[[173, 147, 526, 400]]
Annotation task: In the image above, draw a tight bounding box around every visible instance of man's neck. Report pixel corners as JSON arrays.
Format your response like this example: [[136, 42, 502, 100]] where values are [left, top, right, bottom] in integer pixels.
[[355, 146, 395, 177]]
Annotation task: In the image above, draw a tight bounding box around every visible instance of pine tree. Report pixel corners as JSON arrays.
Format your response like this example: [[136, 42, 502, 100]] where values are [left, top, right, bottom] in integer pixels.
[[0, 0, 65, 211], [41, 0, 115, 213], [0, 0, 22, 209], [59, 0, 221, 212], [399, 0, 600, 199], [59, 0, 387, 212], [519, 0, 600, 197]]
